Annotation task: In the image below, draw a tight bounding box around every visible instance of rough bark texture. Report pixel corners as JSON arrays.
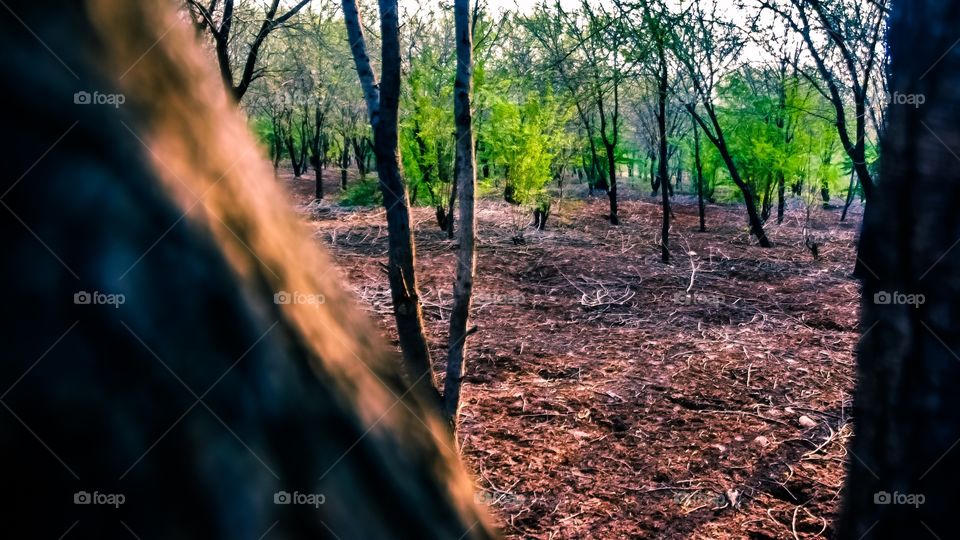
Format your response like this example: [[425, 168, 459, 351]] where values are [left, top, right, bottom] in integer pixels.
[[443, 0, 477, 430], [839, 1, 960, 537], [343, 0, 439, 404]]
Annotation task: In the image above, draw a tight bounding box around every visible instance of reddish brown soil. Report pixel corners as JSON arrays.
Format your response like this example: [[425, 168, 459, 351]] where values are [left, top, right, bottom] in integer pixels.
[[281, 169, 862, 539]]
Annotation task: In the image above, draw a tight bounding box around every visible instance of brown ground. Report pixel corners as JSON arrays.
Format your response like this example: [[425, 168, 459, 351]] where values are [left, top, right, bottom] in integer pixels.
[[281, 169, 862, 539]]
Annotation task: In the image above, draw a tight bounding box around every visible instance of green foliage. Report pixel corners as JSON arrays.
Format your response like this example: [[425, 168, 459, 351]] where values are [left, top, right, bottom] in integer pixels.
[[705, 68, 845, 212], [399, 38, 456, 209], [479, 89, 574, 207], [339, 179, 383, 207]]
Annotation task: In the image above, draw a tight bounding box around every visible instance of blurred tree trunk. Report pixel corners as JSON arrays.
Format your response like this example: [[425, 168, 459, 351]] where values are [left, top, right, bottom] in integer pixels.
[[343, 0, 439, 405], [839, 0, 960, 537]]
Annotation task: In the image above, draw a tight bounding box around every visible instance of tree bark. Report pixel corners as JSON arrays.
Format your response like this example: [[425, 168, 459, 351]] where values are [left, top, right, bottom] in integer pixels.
[[343, 0, 439, 405], [443, 0, 477, 431], [656, 35, 670, 263], [839, 1, 960, 536], [776, 172, 785, 224], [841, 170, 857, 222], [693, 118, 706, 232]]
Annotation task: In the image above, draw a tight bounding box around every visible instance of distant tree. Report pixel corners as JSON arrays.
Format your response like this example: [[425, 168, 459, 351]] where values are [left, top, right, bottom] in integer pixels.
[[757, 0, 888, 201], [187, 0, 313, 101], [674, 0, 772, 247]]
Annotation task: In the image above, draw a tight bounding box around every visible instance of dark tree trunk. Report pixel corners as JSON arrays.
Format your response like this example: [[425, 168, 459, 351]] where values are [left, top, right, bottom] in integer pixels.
[[343, 0, 439, 405], [446, 156, 458, 240], [776, 172, 785, 224], [688, 103, 771, 247], [650, 152, 659, 195], [340, 133, 350, 190], [656, 37, 670, 263], [604, 141, 618, 225], [693, 120, 706, 232], [839, 1, 960, 537], [598, 85, 619, 225], [841, 170, 858, 222]]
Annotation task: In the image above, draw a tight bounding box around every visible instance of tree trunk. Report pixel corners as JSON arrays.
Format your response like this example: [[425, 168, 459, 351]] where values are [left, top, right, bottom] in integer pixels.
[[656, 39, 670, 263], [776, 172, 785, 224], [343, 0, 439, 405], [443, 0, 477, 431], [605, 141, 618, 225], [839, 2, 960, 536], [446, 157, 458, 240], [841, 170, 857, 221], [693, 119, 706, 232], [340, 133, 350, 190], [688, 103, 771, 247]]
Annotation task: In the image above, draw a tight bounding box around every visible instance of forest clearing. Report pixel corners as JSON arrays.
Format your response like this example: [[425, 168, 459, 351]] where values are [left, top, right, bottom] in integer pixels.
[[285, 170, 860, 538]]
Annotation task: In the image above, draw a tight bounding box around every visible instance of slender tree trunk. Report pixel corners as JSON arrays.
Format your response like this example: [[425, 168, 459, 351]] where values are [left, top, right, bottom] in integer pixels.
[[776, 172, 786, 224], [693, 120, 705, 232], [444, 0, 477, 430], [343, 0, 439, 405], [446, 158, 458, 240], [688, 103, 772, 247], [840, 2, 960, 537], [841, 170, 857, 221], [340, 133, 350, 190], [605, 141, 618, 225], [656, 38, 670, 263]]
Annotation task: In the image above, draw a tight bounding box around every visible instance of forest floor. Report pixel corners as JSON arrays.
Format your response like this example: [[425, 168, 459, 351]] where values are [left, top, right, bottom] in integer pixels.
[[281, 169, 863, 540]]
